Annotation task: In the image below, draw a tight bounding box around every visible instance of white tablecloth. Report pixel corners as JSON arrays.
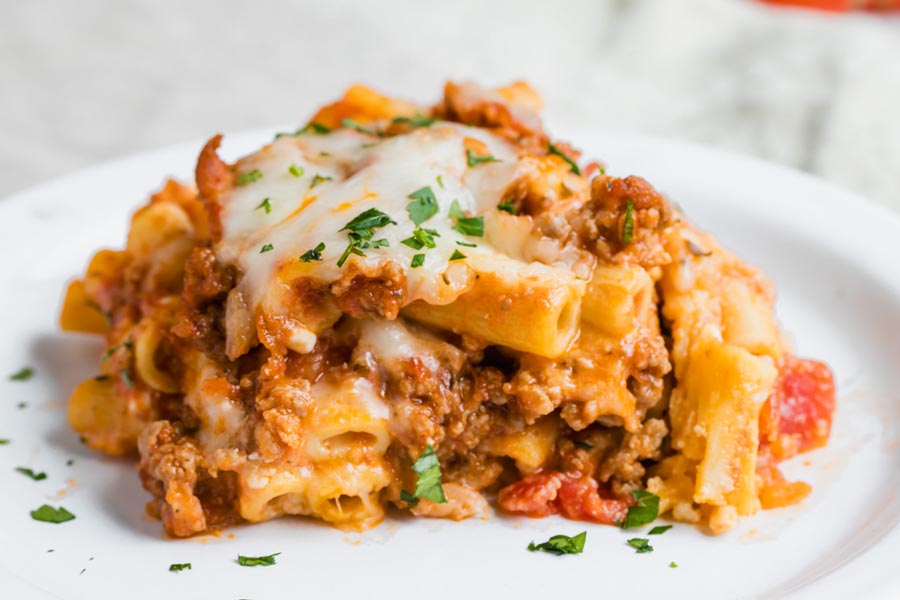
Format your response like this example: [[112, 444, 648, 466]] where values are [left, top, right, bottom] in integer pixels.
[[3, 0, 899, 211]]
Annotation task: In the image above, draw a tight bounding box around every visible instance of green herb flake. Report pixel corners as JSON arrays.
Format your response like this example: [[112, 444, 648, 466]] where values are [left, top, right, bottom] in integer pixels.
[[297, 122, 331, 135], [497, 199, 517, 214], [621, 489, 660, 529], [548, 143, 581, 175], [288, 163, 304, 178], [0, 439, 9, 445], [102, 339, 133, 362], [527, 531, 587, 556], [116, 368, 134, 389], [30, 505, 75, 524], [449, 249, 467, 261], [456, 240, 477, 248], [669, 561, 678, 568], [400, 489, 419, 506], [452, 217, 483, 237], [341, 118, 378, 136], [392, 114, 437, 128], [466, 150, 500, 168], [259, 244, 274, 254], [436, 174, 444, 189], [401, 227, 440, 250], [410, 254, 425, 269], [299, 242, 325, 263], [448, 199, 483, 237], [169, 563, 191, 573], [622, 199, 635, 244], [575, 441, 593, 451], [237, 553, 280, 567], [337, 208, 397, 267], [340, 208, 397, 234], [309, 174, 333, 189], [93, 374, 109, 382], [235, 169, 263, 186], [627, 538, 653, 554], [649, 525, 672, 535], [255, 198, 272, 214], [66, 459, 74, 466], [406, 187, 439, 225], [410, 445, 447, 504], [9, 367, 34, 381], [16, 467, 47, 481]]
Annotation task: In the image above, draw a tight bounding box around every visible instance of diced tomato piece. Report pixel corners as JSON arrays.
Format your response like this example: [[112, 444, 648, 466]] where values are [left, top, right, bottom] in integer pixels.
[[498, 472, 628, 525], [760, 356, 836, 460]]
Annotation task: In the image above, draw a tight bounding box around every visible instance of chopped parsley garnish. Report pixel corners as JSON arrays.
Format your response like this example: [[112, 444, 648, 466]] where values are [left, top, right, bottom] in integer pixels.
[[259, 244, 274, 253], [288, 163, 304, 177], [466, 150, 500, 167], [548, 142, 581, 175], [649, 525, 672, 535], [30, 505, 75, 524], [448, 200, 483, 237], [16, 467, 47, 481], [669, 561, 678, 568], [119, 368, 134, 389], [309, 174, 333, 189], [299, 242, 325, 262], [456, 240, 477, 248], [337, 208, 397, 267], [406, 187, 439, 225], [319, 151, 332, 157], [17, 402, 26, 410], [298, 122, 331, 135], [237, 553, 280, 567], [621, 199, 635, 244], [235, 169, 263, 186], [527, 532, 587, 556], [255, 198, 272, 214], [169, 563, 191, 572], [575, 441, 593, 451], [621, 489, 660, 529], [401, 227, 439, 250], [102, 339, 132, 362], [410, 254, 425, 268], [392, 114, 437, 128], [341, 117, 378, 136], [626, 538, 653, 554], [436, 174, 444, 189], [400, 490, 419, 506], [93, 374, 109, 382], [449, 249, 467, 261], [497, 199, 517, 214], [9, 367, 33, 381], [407, 446, 447, 504], [66, 459, 74, 466], [0, 439, 9, 445]]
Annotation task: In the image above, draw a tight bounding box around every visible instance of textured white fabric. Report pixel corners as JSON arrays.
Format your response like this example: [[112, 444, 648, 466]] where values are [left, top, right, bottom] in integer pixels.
[[2, 0, 899, 210]]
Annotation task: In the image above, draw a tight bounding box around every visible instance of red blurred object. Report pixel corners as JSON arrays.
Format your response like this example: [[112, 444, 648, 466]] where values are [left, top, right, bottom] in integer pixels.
[[759, 0, 900, 10], [759, 355, 836, 461]]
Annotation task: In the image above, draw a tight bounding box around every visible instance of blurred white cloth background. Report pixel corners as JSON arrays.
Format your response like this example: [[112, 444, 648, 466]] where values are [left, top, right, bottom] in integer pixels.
[[2, 0, 899, 211]]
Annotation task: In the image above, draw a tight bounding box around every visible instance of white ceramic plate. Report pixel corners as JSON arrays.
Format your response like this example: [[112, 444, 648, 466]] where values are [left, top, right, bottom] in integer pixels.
[[1, 130, 899, 600]]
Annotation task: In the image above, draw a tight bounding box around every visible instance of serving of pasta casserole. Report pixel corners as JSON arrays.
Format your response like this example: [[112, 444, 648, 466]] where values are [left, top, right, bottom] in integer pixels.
[[59, 81, 835, 538]]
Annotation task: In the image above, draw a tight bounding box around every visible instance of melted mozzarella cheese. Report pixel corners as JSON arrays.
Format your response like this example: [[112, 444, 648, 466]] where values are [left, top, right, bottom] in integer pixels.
[[217, 124, 521, 318]]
